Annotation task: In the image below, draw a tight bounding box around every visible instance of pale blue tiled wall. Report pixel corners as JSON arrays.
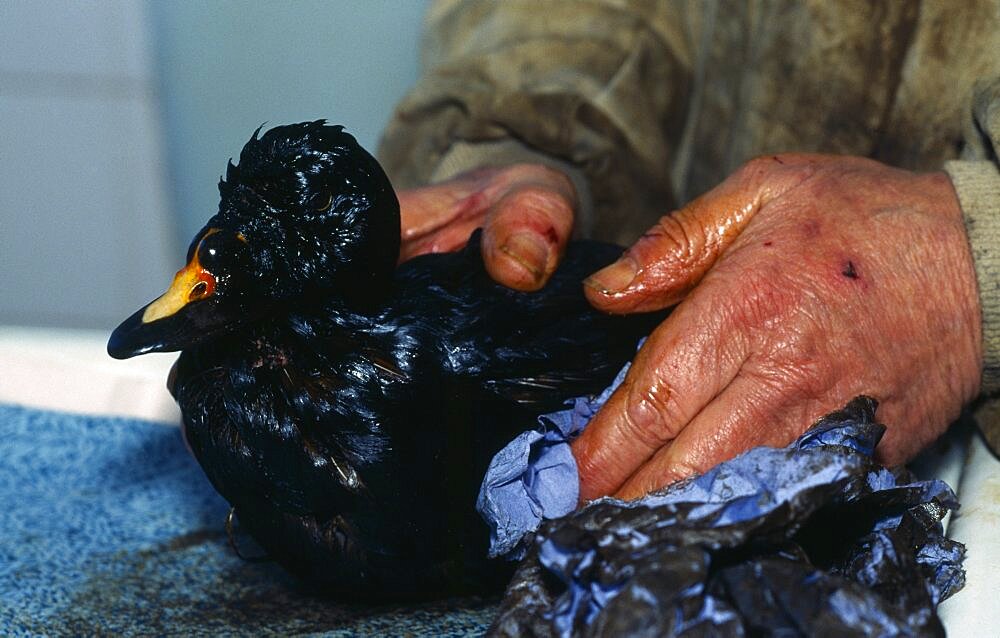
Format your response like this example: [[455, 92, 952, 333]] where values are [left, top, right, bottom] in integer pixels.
[[148, 0, 429, 243], [1, 0, 427, 329], [0, 0, 175, 329]]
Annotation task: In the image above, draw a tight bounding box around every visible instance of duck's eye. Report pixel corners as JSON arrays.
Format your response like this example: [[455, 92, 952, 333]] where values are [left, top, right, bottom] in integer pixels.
[[313, 192, 333, 212], [189, 281, 210, 301], [184, 263, 216, 302]]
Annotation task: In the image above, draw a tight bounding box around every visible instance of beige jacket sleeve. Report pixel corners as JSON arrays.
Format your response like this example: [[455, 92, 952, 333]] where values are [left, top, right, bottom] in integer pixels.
[[381, 1, 1000, 451], [945, 78, 1000, 451], [377, 0, 693, 245]]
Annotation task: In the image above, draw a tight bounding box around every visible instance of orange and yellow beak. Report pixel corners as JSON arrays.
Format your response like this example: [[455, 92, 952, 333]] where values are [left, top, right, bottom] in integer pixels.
[[108, 229, 239, 360], [141, 254, 217, 324]]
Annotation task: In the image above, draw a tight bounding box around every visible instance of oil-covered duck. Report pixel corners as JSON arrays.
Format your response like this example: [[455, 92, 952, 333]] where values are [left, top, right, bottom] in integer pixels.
[[108, 121, 659, 599]]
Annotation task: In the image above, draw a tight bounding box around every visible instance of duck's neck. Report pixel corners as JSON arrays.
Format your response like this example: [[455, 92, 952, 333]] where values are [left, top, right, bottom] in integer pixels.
[[189, 276, 396, 368], [266, 283, 390, 349]]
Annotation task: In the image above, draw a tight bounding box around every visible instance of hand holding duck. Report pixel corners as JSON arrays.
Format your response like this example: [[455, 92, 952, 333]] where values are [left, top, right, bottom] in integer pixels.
[[400, 155, 982, 504]]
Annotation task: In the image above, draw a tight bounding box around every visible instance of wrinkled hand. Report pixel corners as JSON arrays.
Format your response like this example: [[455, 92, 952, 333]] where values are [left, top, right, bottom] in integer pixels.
[[573, 154, 983, 501], [397, 164, 576, 291]]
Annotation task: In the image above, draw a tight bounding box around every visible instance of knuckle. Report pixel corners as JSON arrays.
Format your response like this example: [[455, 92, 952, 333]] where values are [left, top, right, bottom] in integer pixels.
[[741, 154, 793, 175], [533, 162, 575, 189], [622, 379, 684, 447], [499, 186, 574, 229], [500, 163, 576, 199], [498, 163, 544, 180], [639, 214, 703, 265], [734, 155, 798, 190], [740, 155, 781, 178], [736, 154, 822, 193]]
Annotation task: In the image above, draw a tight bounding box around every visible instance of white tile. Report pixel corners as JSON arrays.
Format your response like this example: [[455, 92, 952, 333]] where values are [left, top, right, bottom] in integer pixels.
[[0, 326, 180, 423]]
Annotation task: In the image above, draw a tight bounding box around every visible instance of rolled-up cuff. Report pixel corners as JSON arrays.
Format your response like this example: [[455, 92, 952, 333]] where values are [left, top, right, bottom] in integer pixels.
[[946, 160, 1000, 396]]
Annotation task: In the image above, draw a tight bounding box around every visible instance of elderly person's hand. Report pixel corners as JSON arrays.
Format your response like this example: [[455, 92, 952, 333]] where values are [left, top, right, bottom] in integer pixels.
[[573, 154, 983, 501], [398, 155, 984, 503], [396, 164, 576, 291]]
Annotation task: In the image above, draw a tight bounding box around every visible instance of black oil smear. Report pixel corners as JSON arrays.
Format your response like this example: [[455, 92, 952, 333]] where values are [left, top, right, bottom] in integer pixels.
[[31, 529, 497, 637]]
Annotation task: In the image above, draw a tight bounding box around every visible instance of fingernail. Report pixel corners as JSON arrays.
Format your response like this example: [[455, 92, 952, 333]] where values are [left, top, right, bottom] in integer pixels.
[[585, 257, 638, 294], [500, 232, 549, 281]]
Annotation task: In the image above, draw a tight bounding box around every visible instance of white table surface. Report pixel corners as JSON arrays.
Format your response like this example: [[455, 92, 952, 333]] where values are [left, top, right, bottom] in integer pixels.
[[1, 325, 996, 635], [0, 325, 179, 423]]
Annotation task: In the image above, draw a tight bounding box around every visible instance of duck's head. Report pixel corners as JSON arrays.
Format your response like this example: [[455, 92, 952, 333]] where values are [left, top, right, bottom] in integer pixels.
[[108, 121, 399, 359]]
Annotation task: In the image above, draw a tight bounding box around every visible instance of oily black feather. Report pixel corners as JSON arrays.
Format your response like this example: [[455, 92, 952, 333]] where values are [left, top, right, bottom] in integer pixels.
[[124, 122, 664, 599], [209, 120, 400, 306]]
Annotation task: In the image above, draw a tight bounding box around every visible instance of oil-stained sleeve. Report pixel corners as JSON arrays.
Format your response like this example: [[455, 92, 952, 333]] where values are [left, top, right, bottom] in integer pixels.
[[377, 0, 693, 245], [945, 78, 1000, 452]]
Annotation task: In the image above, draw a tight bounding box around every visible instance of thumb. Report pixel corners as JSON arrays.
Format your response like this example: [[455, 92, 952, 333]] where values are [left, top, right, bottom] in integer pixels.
[[585, 155, 816, 314]]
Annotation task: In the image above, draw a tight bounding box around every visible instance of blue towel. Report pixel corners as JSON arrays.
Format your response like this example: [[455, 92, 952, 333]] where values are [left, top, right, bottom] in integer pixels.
[[0, 404, 493, 636]]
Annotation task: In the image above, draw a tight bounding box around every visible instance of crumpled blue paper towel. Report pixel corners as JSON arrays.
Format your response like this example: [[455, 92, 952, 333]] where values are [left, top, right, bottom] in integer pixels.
[[487, 397, 965, 637], [476, 357, 633, 558]]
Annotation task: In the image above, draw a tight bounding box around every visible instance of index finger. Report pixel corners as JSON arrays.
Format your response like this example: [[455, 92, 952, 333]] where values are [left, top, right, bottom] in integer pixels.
[[571, 292, 746, 501]]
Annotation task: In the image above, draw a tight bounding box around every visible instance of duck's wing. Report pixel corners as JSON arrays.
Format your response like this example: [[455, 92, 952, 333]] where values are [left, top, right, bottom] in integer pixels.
[[472, 302, 660, 412], [397, 231, 665, 412]]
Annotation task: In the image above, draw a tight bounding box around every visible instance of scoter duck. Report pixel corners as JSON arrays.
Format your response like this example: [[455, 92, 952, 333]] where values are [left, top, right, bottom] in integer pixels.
[[108, 121, 659, 599]]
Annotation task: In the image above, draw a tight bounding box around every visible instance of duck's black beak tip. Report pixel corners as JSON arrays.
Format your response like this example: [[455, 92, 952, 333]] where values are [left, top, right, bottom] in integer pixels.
[[107, 307, 155, 360], [107, 333, 142, 360], [108, 293, 232, 360], [106, 339, 132, 360]]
